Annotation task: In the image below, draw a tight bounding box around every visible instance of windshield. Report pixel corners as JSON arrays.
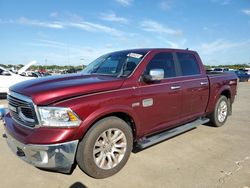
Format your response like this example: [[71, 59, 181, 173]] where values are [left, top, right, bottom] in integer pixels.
[[82, 51, 147, 77]]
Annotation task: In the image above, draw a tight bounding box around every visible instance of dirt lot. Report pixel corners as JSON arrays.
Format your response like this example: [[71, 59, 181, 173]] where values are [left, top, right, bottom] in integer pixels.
[[0, 83, 250, 188]]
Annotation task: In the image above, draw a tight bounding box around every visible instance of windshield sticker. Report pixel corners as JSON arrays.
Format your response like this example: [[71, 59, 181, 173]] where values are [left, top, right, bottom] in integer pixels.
[[127, 53, 143, 59]]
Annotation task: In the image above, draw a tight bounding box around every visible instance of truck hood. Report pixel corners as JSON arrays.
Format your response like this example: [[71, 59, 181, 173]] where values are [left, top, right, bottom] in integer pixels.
[[10, 74, 124, 105]]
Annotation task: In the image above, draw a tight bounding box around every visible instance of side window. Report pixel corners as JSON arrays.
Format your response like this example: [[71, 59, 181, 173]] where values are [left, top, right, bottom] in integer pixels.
[[145, 52, 176, 78], [177, 53, 201, 76]]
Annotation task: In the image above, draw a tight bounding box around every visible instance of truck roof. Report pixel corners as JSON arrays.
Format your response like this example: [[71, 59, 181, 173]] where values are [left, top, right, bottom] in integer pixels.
[[112, 48, 196, 54]]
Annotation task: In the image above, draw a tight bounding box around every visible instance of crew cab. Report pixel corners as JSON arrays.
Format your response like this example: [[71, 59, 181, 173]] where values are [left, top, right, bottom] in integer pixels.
[[3, 48, 238, 178]]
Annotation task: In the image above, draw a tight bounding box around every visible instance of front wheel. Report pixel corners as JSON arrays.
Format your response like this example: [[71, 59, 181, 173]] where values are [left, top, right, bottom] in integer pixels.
[[76, 116, 133, 179], [209, 95, 229, 127]]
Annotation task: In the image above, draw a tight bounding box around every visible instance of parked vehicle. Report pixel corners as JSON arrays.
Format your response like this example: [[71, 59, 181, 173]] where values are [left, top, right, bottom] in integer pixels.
[[0, 66, 35, 96], [239, 68, 250, 75], [17, 60, 37, 75], [64, 68, 83, 74], [231, 70, 249, 82], [211, 67, 229, 73], [3, 48, 238, 178], [20, 71, 40, 77]]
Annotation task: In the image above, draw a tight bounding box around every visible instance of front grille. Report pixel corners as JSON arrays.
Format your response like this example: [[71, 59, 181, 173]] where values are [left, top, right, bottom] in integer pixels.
[[7, 93, 37, 128]]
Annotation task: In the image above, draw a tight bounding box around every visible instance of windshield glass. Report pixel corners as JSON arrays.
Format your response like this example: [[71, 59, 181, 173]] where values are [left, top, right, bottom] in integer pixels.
[[82, 51, 147, 77]]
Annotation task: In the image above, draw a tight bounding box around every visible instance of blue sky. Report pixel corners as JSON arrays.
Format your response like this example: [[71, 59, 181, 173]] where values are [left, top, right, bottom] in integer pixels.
[[0, 0, 250, 66]]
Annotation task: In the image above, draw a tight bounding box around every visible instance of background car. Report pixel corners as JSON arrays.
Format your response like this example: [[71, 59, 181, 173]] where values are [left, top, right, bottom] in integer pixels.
[[0, 66, 35, 97], [231, 70, 250, 82], [239, 68, 250, 75]]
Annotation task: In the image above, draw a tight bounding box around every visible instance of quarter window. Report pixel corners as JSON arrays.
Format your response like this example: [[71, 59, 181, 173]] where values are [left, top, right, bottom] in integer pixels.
[[177, 53, 201, 76], [145, 52, 176, 78]]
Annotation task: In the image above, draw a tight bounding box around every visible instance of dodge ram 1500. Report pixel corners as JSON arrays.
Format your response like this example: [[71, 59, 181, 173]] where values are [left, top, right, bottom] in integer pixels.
[[3, 48, 238, 178]]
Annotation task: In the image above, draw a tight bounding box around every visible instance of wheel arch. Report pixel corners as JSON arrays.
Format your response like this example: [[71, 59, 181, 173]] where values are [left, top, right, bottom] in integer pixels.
[[206, 85, 232, 115], [220, 89, 231, 100], [76, 106, 141, 142], [88, 112, 137, 140]]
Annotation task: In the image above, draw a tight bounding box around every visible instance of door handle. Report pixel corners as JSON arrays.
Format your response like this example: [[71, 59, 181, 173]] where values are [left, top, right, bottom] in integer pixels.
[[200, 81, 208, 86], [171, 86, 181, 90]]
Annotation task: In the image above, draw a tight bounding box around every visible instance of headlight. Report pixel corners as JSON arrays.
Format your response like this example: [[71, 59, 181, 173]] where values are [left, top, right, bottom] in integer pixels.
[[37, 107, 81, 127]]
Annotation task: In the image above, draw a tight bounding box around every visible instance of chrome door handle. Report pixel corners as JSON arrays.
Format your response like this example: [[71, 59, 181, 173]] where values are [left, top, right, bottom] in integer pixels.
[[171, 86, 181, 90], [200, 82, 208, 86]]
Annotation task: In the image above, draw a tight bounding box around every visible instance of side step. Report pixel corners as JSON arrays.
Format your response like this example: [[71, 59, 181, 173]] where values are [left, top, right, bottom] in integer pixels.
[[137, 118, 209, 149]]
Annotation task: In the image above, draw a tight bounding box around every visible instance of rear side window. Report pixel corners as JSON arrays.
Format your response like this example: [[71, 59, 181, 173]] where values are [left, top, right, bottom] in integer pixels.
[[177, 53, 201, 76], [145, 52, 176, 78]]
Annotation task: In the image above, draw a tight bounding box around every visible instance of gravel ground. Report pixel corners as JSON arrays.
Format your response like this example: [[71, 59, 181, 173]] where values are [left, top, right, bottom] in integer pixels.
[[0, 82, 250, 188]]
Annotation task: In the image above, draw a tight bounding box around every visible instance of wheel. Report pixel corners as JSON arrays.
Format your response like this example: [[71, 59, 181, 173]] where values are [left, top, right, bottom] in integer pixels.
[[76, 116, 133, 179], [208, 95, 229, 127]]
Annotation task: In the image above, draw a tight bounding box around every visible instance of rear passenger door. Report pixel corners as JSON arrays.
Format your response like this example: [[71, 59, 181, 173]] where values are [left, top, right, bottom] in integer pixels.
[[175, 52, 209, 122]]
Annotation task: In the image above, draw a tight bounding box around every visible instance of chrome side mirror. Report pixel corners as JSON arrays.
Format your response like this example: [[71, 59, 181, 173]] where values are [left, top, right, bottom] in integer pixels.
[[149, 69, 164, 81], [142, 69, 164, 83]]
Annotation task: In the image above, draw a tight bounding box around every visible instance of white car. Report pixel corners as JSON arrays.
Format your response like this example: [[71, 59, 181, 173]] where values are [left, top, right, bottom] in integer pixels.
[[0, 66, 35, 95]]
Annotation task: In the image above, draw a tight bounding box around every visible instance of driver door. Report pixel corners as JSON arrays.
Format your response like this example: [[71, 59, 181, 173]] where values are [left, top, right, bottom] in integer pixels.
[[135, 52, 182, 136]]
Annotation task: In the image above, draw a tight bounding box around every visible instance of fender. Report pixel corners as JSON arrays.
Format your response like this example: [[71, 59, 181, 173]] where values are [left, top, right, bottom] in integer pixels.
[[75, 104, 142, 140], [206, 84, 231, 114]]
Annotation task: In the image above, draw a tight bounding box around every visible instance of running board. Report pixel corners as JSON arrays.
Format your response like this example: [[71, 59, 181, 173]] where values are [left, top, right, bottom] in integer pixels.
[[137, 118, 210, 149]]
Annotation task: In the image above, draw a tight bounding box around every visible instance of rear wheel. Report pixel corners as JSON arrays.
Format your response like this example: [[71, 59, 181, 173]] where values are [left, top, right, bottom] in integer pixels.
[[209, 95, 229, 127], [76, 116, 133, 179]]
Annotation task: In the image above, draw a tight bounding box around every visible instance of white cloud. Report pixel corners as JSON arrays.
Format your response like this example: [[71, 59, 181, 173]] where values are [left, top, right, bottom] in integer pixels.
[[25, 40, 113, 65], [100, 12, 128, 24], [200, 39, 238, 54], [192, 39, 250, 65], [167, 39, 187, 48], [105, 44, 113, 49], [159, 0, 172, 10], [156, 36, 187, 48], [140, 20, 182, 36], [17, 17, 64, 29], [0, 16, 124, 36], [26, 40, 67, 49], [68, 21, 124, 36], [242, 9, 250, 16], [210, 0, 232, 5], [50, 12, 59, 17], [39, 39, 66, 47], [115, 0, 133, 6]]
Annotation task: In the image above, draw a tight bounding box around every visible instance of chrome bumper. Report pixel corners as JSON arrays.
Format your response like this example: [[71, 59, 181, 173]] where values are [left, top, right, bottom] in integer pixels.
[[4, 131, 78, 173]]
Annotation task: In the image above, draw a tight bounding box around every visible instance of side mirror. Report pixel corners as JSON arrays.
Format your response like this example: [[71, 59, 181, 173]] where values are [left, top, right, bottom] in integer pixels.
[[1, 70, 11, 76], [142, 69, 164, 83]]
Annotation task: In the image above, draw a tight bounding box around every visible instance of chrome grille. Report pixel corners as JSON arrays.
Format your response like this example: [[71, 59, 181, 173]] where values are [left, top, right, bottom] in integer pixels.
[[7, 93, 37, 128]]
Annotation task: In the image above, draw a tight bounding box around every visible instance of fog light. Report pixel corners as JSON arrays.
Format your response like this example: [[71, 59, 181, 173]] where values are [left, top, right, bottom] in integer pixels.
[[40, 151, 49, 163]]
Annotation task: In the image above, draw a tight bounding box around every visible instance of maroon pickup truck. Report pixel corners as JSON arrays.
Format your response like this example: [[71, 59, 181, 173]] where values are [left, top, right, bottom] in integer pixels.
[[3, 48, 238, 178]]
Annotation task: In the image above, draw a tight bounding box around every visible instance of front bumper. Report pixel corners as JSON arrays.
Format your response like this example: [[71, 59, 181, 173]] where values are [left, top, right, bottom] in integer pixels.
[[4, 130, 78, 173]]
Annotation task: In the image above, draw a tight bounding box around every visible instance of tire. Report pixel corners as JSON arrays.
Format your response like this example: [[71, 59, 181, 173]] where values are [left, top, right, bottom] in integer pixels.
[[76, 116, 133, 179], [208, 95, 229, 127]]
